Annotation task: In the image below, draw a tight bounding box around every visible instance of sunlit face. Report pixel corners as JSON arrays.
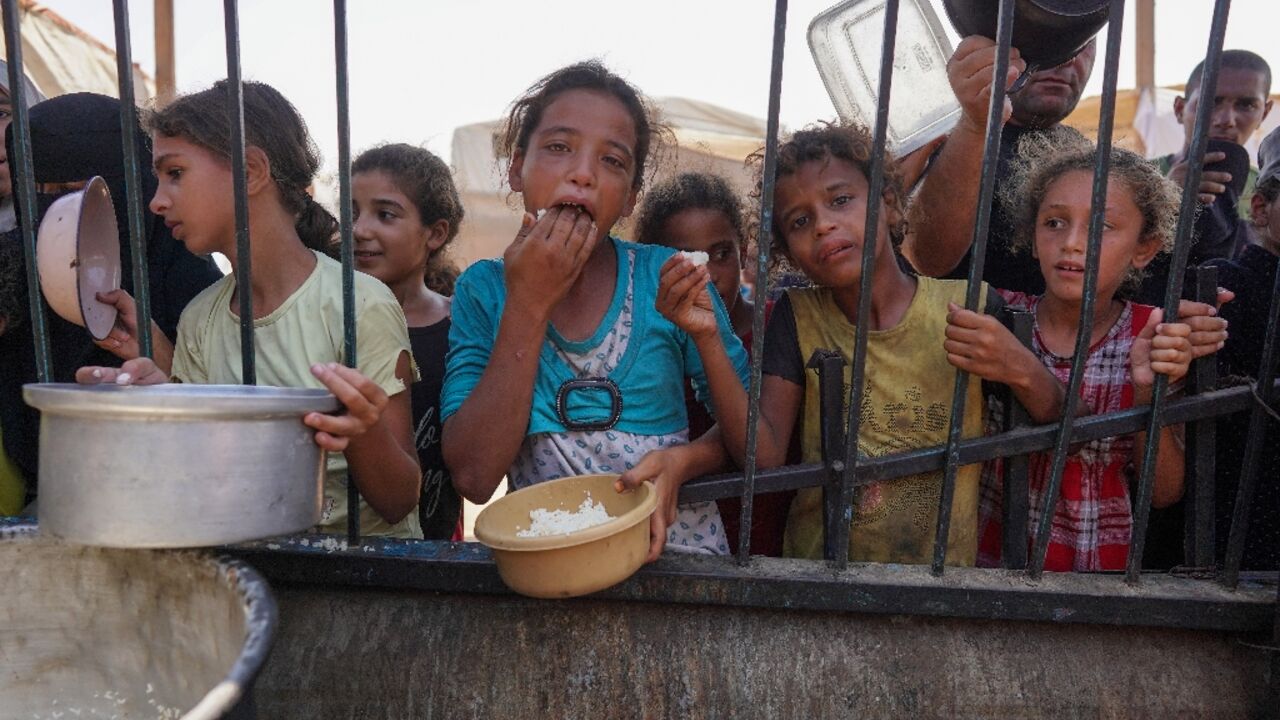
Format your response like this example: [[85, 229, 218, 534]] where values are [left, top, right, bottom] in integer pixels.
[[352, 170, 437, 286], [508, 88, 639, 240], [659, 207, 743, 311], [773, 157, 892, 290], [1175, 67, 1273, 147], [1033, 170, 1158, 304], [149, 134, 236, 257], [1010, 40, 1097, 129]]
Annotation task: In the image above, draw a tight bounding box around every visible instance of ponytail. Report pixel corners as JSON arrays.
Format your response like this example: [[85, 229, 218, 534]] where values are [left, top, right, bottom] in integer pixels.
[[295, 194, 339, 256]]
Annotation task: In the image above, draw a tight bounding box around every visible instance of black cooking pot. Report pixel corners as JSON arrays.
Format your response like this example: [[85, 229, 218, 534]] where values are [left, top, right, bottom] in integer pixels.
[[942, 0, 1110, 90]]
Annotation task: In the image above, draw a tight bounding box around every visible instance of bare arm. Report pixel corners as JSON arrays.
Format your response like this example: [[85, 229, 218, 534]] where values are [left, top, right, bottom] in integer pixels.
[[307, 356, 421, 525], [1129, 311, 1196, 508], [902, 36, 1023, 276], [443, 208, 596, 504]]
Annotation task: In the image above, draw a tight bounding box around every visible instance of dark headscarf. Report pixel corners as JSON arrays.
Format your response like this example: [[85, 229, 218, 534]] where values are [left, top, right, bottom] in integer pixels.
[[0, 93, 222, 497]]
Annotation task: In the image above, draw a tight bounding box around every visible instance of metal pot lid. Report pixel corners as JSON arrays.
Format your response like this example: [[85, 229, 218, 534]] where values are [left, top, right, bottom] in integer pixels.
[[23, 383, 340, 419]]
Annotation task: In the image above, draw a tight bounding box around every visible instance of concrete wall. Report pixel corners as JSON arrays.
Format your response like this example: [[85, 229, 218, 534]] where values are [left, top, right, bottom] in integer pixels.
[[254, 585, 1271, 719]]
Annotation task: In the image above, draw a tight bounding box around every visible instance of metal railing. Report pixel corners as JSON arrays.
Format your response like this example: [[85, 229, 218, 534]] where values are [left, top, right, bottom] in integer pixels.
[[5, 0, 1277, 628]]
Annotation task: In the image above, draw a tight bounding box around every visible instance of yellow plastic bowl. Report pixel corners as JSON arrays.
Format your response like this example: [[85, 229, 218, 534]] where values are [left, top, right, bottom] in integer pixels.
[[474, 474, 656, 599]]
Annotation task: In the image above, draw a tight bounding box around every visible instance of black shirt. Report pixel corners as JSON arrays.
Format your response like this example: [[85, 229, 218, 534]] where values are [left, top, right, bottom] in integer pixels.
[[409, 318, 461, 540]]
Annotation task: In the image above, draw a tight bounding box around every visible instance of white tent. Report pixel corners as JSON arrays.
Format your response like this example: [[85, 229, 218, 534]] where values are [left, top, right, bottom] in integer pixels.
[[0, 0, 154, 102], [449, 96, 770, 267]]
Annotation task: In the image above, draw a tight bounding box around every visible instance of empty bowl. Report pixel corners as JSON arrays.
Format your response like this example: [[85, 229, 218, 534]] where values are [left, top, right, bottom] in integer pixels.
[[36, 176, 121, 340], [474, 474, 657, 599]]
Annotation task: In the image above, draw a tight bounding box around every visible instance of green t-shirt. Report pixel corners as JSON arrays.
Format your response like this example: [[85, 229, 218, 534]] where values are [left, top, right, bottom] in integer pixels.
[[173, 251, 422, 539]]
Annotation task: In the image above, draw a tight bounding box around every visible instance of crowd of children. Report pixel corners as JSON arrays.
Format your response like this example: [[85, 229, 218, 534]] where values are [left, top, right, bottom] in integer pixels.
[[2, 46, 1277, 573]]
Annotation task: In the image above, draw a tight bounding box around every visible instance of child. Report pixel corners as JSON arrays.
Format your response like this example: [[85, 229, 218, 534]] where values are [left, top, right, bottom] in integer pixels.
[[441, 61, 751, 562], [352, 143, 463, 540], [973, 133, 1227, 571], [633, 171, 793, 557], [1209, 125, 1280, 570], [705, 122, 1071, 565], [76, 81, 423, 539]]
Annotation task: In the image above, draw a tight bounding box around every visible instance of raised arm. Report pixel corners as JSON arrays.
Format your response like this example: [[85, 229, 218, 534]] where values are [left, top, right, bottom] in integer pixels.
[[443, 209, 596, 504], [902, 36, 1024, 276]]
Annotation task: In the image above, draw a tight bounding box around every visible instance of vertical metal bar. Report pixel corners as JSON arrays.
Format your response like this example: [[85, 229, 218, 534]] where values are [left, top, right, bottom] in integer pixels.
[[2, 0, 50, 382], [809, 351, 847, 562], [930, 0, 1015, 575], [1029, 0, 1127, 579], [111, 0, 153, 361], [222, 0, 254, 385], [1183, 265, 1217, 567], [1222, 225, 1280, 588], [334, 0, 361, 543], [834, 0, 902, 571], [1127, 0, 1231, 585], [737, 0, 787, 566], [1001, 309, 1034, 569]]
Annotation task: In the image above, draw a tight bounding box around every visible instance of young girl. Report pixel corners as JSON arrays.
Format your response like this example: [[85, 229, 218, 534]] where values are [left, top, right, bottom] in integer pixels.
[[77, 80, 423, 539], [441, 61, 751, 561], [971, 133, 1227, 571], [674, 122, 1072, 565], [351, 143, 462, 540], [633, 172, 793, 557]]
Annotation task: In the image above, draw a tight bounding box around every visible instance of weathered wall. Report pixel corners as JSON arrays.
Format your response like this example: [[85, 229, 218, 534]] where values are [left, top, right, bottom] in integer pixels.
[[254, 585, 1271, 719]]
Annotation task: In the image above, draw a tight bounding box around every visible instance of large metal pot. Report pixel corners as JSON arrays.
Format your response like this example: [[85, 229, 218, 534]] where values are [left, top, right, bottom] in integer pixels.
[[0, 522, 276, 719], [23, 383, 338, 548]]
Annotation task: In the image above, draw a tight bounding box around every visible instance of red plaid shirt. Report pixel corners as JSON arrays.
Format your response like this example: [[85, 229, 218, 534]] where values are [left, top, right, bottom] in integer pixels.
[[977, 292, 1154, 572]]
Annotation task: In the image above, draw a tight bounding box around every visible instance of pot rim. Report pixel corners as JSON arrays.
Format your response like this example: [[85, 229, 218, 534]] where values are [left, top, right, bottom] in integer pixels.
[[23, 382, 340, 418]]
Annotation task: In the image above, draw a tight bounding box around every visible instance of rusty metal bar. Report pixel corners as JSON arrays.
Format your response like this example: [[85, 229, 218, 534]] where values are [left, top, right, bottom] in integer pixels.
[[931, 0, 1015, 575], [1127, 0, 1232, 585], [1028, 0, 1127, 580], [738, 0, 788, 565]]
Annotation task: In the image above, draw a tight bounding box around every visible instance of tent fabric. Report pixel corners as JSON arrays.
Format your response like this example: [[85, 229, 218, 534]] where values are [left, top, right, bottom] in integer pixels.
[[0, 0, 155, 103]]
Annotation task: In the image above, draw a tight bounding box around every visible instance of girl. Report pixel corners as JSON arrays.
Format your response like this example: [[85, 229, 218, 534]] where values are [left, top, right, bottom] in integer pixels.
[[441, 61, 751, 562], [633, 172, 793, 557], [969, 132, 1227, 571], [77, 80, 422, 539], [351, 143, 462, 540], [681, 122, 1072, 565]]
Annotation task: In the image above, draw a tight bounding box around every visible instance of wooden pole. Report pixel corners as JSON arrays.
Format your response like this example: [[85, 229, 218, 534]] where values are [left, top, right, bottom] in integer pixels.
[[154, 0, 174, 105], [1136, 0, 1155, 93]]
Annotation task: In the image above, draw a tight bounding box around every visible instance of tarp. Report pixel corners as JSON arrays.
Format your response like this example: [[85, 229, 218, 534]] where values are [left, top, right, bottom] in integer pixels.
[[0, 0, 154, 102], [449, 96, 770, 267]]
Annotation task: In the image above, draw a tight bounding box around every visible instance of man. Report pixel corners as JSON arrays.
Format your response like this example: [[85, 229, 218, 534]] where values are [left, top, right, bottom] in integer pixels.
[[1158, 50, 1272, 220], [904, 36, 1096, 294]]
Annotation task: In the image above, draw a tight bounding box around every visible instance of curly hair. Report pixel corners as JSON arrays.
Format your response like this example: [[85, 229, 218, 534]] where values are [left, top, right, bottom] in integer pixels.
[[633, 172, 747, 249], [497, 60, 669, 192], [146, 80, 339, 254], [748, 121, 907, 267], [353, 143, 464, 296], [1000, 128, 1180, 291]]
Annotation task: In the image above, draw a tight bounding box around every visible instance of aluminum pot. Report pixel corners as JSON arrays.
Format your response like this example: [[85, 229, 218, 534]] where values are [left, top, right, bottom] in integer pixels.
[[0, 522, 276, 719], [23, 383, 339, 548]]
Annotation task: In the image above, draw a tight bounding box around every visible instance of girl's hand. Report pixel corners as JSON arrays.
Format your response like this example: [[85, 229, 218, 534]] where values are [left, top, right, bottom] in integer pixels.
[[74, 357, 168, 386], [1131, 309, 1194, 389], [943, 302, 1024, 383], [657, 255, 718, 341], [503, 206, 597, 319], [1175, 297, 1230, 360], [305, 362, 388, 452], [92, 289, 176, 371], [616, 446, 692, 563]]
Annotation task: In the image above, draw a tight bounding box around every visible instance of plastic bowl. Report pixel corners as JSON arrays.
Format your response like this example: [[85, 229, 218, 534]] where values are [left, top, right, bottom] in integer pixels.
[[474, 474, 656, 599], [36, 176, 121, 340]]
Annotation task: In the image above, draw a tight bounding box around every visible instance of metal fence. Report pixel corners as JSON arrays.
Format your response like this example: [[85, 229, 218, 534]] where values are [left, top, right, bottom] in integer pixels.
[[6, 0, 1278, 642]]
